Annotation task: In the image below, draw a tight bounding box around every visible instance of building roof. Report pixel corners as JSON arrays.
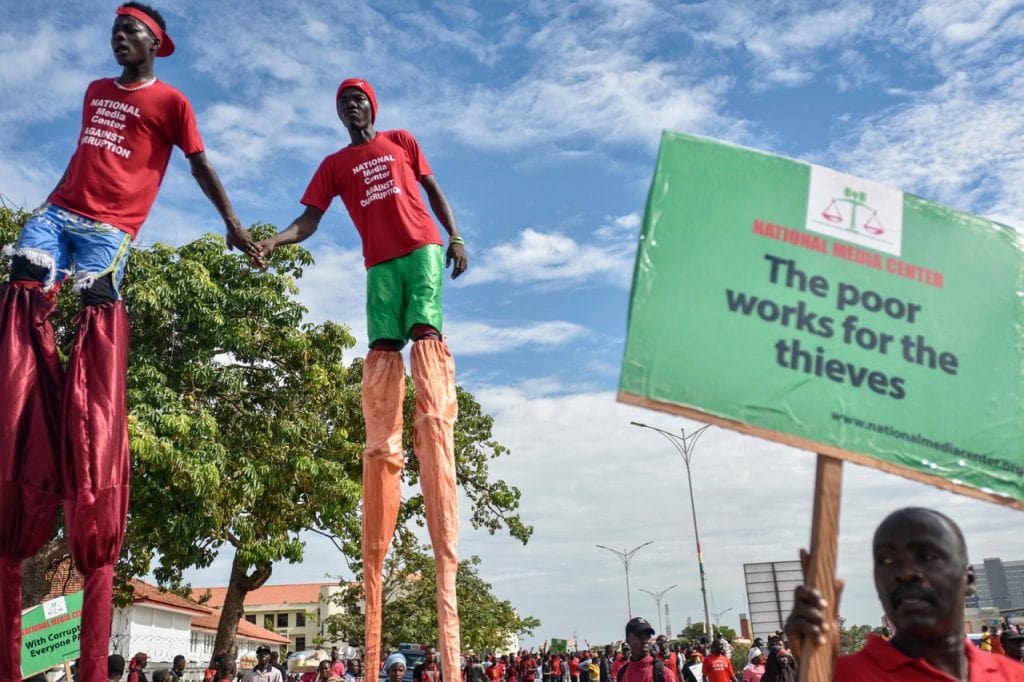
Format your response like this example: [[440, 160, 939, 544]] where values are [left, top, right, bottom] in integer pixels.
[[129, 579, 211, 616], [192, 609, 291, 644], [193, 582, 334, 608], [37, 556, 285, 642]]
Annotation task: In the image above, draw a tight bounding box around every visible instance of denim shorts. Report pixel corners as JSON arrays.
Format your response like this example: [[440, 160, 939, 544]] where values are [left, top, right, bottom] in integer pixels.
[[11, 203, 132, 296]]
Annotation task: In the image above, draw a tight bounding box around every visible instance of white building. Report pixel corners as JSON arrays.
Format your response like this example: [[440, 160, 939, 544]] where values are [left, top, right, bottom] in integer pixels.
[[192, 583, 354, 651], [38, 562, 289, 670]]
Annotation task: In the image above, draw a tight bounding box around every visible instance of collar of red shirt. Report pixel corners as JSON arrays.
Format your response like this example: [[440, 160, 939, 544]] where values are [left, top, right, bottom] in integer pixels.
[[862, 633, 1004, 676]]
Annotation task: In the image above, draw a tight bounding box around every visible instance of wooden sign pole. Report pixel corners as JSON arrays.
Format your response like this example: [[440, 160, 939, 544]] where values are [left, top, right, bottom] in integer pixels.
[[799, 454, 843, 682]]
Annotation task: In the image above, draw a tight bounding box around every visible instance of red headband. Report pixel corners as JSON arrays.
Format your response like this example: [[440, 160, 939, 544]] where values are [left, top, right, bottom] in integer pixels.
[[115, 6, 175, 57]]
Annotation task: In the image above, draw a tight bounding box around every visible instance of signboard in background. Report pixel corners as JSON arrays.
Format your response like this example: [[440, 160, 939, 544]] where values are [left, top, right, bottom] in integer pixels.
[[619, 131, 1024, 509], [549, 638, 568, 653], [744, 561, 803, 641], [20, 591, 82, 677]]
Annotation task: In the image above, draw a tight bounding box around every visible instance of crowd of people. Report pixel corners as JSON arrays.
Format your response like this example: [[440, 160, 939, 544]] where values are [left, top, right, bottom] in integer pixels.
[[78, 508, 1024, 682]]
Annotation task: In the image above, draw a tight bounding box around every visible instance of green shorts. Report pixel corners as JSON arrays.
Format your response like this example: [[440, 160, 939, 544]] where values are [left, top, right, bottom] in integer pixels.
[[366, 244, 444, 347]]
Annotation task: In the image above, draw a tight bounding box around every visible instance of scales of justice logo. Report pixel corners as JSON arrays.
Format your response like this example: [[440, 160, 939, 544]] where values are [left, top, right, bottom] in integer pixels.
[[806, 165, 904, 257]]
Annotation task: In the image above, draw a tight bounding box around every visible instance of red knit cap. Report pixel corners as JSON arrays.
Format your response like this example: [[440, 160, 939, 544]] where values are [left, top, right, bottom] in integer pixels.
[[336, 78, 377, 122]]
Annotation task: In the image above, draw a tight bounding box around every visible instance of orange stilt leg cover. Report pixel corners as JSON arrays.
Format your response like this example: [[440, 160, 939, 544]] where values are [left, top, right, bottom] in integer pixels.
[[361, 350, 406, 678], [62, 301, 131, 682], [0, 282, 63, 682], [410, 339, 460, 680]]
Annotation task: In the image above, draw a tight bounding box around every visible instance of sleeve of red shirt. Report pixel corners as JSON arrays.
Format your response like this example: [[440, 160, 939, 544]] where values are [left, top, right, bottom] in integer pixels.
[[300, 156, 339, 212], [174, 91, 204, 156], [391, 130, 433, 179]]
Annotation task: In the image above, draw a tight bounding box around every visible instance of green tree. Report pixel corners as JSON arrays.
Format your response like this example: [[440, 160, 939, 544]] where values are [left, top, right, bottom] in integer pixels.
[[0, 207, 532, 655], [729, 642, 749, 675], [676, 622, 735, 642], [838, 618, 873, 655], [324, 528, 540, 653]]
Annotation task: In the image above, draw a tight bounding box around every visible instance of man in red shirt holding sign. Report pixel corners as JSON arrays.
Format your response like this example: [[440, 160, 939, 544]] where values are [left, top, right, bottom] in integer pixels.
[[255, 77, 467, 682], [0, 4, 254, 681], [785, 507, 1024, 680]]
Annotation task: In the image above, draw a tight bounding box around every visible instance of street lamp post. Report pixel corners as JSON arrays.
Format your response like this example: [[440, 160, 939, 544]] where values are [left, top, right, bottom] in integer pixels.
[[639, 585, 677, 636], [631, 421, 714, 641], [596, 541, 653, 620], [711, 607, 733, 630]]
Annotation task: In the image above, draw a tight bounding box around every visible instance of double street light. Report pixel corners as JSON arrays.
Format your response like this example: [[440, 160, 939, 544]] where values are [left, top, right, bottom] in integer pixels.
[[639, 584, 676, 636], [631, 421, 714, 641], [596, 541, 653, 621]]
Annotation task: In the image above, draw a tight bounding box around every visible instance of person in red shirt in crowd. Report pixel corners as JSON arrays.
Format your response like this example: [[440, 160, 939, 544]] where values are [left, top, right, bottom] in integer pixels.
[[618, 618, 679, 682], [700, 640, 733, 682], [610, 649, 626, 681], [254, 76, 467, 682], [521, 652, 536, 682], [652, 636, 676, 675], [569, 653, 580, 682], [785, 507, 1024, 680], [990, 630, 1006, 657], [0, 4, 255, 681]]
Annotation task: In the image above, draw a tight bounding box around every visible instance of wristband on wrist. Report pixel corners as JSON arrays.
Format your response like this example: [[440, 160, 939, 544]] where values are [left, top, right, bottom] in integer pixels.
[[449, 236, 465, 245]]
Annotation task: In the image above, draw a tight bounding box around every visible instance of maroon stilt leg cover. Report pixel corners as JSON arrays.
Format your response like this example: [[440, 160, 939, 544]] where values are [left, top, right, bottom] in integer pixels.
[[62, 301, 130, 682], [0, 282, 63, 682]]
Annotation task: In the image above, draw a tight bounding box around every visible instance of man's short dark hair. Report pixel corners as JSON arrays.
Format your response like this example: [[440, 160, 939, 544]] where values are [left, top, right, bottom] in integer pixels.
[[109, 655, 127, 679], [878, 507, 969, 566], [120, 1, 167, 31]]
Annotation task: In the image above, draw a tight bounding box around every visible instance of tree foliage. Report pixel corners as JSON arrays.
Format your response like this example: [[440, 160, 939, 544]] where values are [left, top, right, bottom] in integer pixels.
[[0, 206, 532, 653], [324, 528, 540, 653], [675, 622, 735, 643], [838, 618, 874, 655]]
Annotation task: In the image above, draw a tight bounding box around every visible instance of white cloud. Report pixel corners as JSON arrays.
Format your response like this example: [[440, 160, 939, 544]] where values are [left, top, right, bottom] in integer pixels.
[[825, 69, 1024, 223], [470, 227, 636, 289], [914, 0, 1022, 45], [446, 320, 588, 356]]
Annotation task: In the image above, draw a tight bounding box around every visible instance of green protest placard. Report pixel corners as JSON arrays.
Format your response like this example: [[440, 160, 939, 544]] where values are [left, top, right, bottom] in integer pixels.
[[549, 638, 568, 653], [20, 591, 82, 677], [619, 131, 1023, 509]]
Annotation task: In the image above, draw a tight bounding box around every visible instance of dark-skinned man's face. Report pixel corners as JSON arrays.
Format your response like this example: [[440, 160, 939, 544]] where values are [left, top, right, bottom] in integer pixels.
[[111, 15, 157, 66], [337, 88, 373, 131], [872, 509, 972, 640], [626, 631, 651, 660]]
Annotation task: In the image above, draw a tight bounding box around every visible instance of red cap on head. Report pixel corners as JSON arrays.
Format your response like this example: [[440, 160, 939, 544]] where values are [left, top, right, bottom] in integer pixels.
[[336, 78, 377, 122], [116, 6, 175, 57]]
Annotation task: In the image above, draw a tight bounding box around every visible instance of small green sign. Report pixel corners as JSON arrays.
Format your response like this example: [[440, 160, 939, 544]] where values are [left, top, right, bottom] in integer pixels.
[[620, 131, 1023, 507], [20, 591, 83, 677], [549, 638, 568, 653]]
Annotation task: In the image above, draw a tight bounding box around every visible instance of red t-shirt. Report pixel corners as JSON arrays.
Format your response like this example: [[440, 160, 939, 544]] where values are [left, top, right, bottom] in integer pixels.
[[835, 634, 1024, 680], [301, 129, 442, 269], [568, 659, 579, 676], [50, 78, 203, 237], [619, 658, 678, 682], [700, 655, 734, 682]]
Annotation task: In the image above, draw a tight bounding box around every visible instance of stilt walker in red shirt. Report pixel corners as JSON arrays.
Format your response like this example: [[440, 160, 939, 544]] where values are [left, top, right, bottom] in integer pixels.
[[255, 77, 468, 682], [0, 5, 256, 681]]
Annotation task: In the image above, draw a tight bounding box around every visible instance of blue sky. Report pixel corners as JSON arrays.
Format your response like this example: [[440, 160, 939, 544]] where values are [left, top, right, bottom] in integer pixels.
[[3, 0, 1023, 649]]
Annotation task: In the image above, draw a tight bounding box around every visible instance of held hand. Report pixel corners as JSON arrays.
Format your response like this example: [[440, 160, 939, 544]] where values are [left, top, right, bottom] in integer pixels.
[[785, 548, 845, 660], [249, 239, 277, 270], [225, 219, 264, 266], [446, 241, 468, 279]]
